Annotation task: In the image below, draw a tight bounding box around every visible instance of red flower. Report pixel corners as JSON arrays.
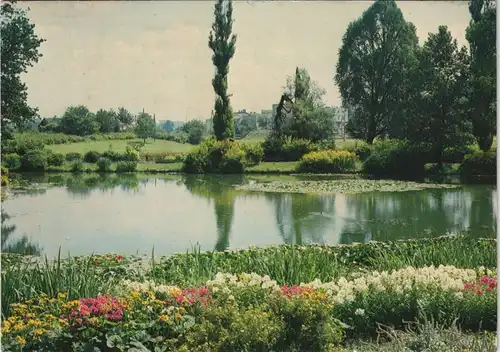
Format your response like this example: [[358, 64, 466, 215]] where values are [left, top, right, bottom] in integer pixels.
[[115, 255, 123, 263], [476, 289, 483, 295]]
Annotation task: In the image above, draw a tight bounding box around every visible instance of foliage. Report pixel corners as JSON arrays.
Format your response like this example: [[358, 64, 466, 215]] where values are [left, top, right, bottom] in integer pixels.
[[95, 109, 119, 134], [65, 152, 83, 162], [362, 140, 426, 179], [335, 0, 418, 143], [20, 150, 48, 171], [240, 142, 263, 166], [2, 153, 21, 170], [162, 120, 175, 133], [299, 150, 357, 173], [1, 2, 45, 140], [466, 0, 496, 151], [344, 141, 373, 161], [405, 26, 472, 166], [59, 105, 99, 136], [70, 160, 85, 173], [96, 157, 113, 172], [182, 119, 205, 145], [235, 115, 257, 138], [116, 107, 134, 128], [209, 0, 237, 140], [135, 112, 156, 142], [83, 150, 101, 163], [164, 132, 189, 144], [183, 138, 254, 174], [46, 152, 64, 167], [460, 151, 496, 178], [115, 161, 138, 173], [262, 137, 321, 162]]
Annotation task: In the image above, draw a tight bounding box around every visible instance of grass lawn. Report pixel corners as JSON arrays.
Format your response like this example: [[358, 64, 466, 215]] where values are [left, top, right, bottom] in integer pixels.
[[47, 139, 193, 154], [246, 161, 299, 173]]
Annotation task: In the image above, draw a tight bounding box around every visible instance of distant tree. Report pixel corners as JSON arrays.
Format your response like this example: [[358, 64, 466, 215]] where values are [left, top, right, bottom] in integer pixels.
[[406, 26, 471, 167], [60, 105, 99, 136], [95, 109, 119, 133], [235, 117, 256, 138], [1, 1, 45, 139], [209, 0, 237, 140], [257, 114, 270, 129], [116, 107, 134, 128], [135, 112, 156, 143], [38, 118, 49, 131], [466, 0, 496, 151], [162, 120, 175, 133], [335, 0, 418, 143], [182, 119, 206, 145]]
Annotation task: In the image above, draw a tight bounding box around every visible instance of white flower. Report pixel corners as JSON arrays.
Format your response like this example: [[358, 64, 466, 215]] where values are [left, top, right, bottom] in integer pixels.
[[354, 308, 365, 316]]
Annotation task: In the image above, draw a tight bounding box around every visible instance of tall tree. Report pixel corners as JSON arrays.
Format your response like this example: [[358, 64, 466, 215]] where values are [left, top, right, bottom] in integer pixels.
[[406, 26, 471, 167], [95, 109, 119, 133], [116, 107, 134, 128], [135, 112, 155, 143], [208, 0, 237, 141], [162, 120, 175, 133], [466, 0, 496, 151], [182, 119, 206, 145], [335, 0, 418, 143], [1, 1, 45, 139], [60, 105, 99, 136]]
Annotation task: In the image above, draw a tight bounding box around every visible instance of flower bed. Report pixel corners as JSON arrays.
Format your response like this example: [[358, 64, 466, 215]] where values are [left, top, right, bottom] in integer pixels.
[[2, 266, 496, 351]]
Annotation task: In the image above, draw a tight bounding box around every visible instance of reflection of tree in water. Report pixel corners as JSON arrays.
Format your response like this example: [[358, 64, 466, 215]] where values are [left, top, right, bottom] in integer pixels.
[[264, 192, 335, 245], [468, 186, 496, 236], [1, 210, 41, 255], [182, 175, 245, 252], [340, 188, 486, 244]]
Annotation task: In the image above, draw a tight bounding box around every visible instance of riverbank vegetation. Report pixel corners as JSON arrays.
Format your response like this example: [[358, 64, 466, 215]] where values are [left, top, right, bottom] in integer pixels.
[[1, 235, 496, 351]]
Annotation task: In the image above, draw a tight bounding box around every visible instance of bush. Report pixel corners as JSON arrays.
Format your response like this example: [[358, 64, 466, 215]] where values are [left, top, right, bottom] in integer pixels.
[[263, 137, 320, 162], [97, 157, 113, 172], [183, 138, 249, 174], [70, 160, 85, 173], [83, 151, 101, 163], [65, 152, 83, 162], [241, 143, 264, 166], [14, 139, 45, 155], [1, 166, 8, 186], [2, 153, 21, 170], [20, 150, 48, 171], [362, 141, 425, 179], [115, 161, 138, 172], [124, 146, 140, 162], [460, 151, 496, 178], [299, 150, 358, 173], [141, 152, 185, 163], [165, 132, 189, 144], [102, 150, 123, 162], [47, 152, 65, 167], [345, 141, 372, 161]]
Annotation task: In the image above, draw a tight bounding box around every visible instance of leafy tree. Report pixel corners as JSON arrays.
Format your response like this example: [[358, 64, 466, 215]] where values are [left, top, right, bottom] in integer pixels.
[[135, 112, 156, 142], [162, 120, 175, 133], [116, 107, 134, 128], [95, 109, 119, 133], [208, 0, 237, 140], [466, 0, 496, 151], [1, 1, 45, 139], [182, 119, 206, 145], [257, 114, 270, 129], [335, 0, 418, 143], [60, 105, 99, 136], [406, 26, 471, 167], [235, 117, 256, 138]]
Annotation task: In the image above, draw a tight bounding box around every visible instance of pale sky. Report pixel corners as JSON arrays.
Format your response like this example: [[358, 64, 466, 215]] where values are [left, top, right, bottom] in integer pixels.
[[20, 1, 471, 121]]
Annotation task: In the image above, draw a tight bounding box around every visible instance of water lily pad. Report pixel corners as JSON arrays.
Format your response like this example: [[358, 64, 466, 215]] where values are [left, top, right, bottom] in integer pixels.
[[235, 179, 461, 195]]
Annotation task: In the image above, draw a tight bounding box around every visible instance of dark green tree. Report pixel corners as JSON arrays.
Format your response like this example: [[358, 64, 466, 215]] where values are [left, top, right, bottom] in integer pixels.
[[116, 107, 134, 128], [182, 119, 206, 145], [335, 0, 418, 143], [466, 0, 496, 151], [1, 1, 45, 139], [406, 26, 471, 167], [208, 0, 237, 141], [135, 112, 156, 143], [95, 109, 119, 133], [162, 120, 175, 133], [60, 105, 99, 136]]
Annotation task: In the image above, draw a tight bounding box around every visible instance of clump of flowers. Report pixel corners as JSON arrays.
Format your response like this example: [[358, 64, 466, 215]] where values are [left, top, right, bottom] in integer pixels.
[[121, 279, 182, 297], [176, 287, 211, 306], [68, 295, 125, 326], [464, 275, 497, 295]]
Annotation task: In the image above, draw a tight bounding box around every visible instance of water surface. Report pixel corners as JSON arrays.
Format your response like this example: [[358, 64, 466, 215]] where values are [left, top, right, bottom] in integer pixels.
[[1, 173, 496, 257]]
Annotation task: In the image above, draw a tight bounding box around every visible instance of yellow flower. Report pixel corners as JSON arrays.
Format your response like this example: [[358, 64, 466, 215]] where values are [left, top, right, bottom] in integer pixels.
[[131, 291, 140, 299], [58, 318, 68, 327], [159, 315, 169, 322], [89, 317, 99, 325], [16, 336, 26, 345], [175, 313, 181, 320], [8, 317, 17, 323], [58, 292, 67, 300], [44, 314, 55, 320], [13, 323, 24, 331], [179, 307, 186, 313], [169, 287, 182, 297], [25, 312, 35, 319], [2, 321, 11, 332], [28, 319, 42, 327], [33, 328, 46, 336]]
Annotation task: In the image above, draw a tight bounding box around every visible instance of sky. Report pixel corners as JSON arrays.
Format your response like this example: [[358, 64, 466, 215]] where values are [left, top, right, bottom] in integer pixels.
[[20, 1, 471, 122]]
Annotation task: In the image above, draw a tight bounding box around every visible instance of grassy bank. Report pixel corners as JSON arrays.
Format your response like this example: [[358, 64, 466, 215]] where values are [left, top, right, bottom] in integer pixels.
[[1, 235, 496, 351]]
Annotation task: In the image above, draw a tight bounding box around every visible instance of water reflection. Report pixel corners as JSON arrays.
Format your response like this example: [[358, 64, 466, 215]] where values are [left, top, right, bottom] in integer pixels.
[[1, 173, 496, 256], [1, 210, 41, 255]]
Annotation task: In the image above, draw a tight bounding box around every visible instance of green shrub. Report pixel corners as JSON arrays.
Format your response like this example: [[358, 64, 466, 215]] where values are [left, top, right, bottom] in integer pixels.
[[241, 142, 264, 166], [141, 152, 185, 163], [165, 132, 189, 144], [362, 141, 425, 179], [70, 160, 85, 173], [1, 166, 8, 186], [65, 152, 83, 162], [15, 138, 45, 155], [2, 153, 21, 170], [124, 146, 140, 162], [47, 152, 65, 167], [20, 150, 48, 171], [102, 150, 122, 162], [345, 141, 372, 161], [183, 138, 248, 174], [115, 161, 138, 172], [96, 157, 113, 172], [263, 137, 319, 162], [460, 151, 496, 178], [299, 150, 358, 173], [83, 150, 101, 163]]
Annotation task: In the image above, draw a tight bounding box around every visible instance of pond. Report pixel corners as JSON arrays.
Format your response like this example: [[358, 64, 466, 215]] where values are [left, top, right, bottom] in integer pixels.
[[1, 173, 496, 257]]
